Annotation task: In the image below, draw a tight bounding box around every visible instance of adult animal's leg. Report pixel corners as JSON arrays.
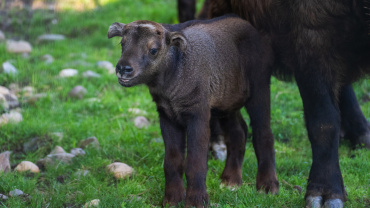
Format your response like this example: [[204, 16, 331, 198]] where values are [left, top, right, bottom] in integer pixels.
[[177, 0, 196, 23], [219, 112, 247, 186], [294, 68, 346, 208], [159, 112, 186, 207], [339, 84, 370, 148], [245, 78, 279, 194], [185, 110, 210, 207]]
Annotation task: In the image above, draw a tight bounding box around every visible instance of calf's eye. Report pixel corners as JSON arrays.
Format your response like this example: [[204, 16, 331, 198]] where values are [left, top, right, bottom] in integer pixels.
[[149, 48, 158, 55]]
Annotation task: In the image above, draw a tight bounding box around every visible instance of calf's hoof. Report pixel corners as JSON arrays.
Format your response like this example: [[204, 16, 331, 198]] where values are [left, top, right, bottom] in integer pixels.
[[358, 132, 370, 149], [162, 191, 185, 207], [306, 196, 344, 208], [185, 191, 209, 208], [257, 179, 279, 194]]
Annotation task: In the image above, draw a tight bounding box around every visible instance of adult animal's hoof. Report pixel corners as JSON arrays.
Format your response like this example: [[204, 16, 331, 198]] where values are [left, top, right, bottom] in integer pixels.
[[306, 196, 344, 208]]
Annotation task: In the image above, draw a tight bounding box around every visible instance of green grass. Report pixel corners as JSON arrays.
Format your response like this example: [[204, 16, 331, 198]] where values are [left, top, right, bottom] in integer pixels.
[[0, 0, 369, 207]]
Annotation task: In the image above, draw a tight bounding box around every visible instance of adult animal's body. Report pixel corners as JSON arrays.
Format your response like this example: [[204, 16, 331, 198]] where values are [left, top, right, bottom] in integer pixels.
[[190, 0, 370, 207]]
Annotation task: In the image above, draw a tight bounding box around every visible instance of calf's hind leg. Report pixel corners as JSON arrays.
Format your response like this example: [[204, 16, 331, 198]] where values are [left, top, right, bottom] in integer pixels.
[[219, 112, 247, 186]]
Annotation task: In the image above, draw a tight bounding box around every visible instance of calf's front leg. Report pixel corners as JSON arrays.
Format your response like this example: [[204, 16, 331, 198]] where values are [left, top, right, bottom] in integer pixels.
[[185, 111, 210, 208], [159, 112, 186, 207]]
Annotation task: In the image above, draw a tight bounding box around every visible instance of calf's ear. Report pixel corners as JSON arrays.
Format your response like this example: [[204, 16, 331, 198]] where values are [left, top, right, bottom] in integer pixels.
[[108, 22, 125, 39], [169, 32, 187, 51]]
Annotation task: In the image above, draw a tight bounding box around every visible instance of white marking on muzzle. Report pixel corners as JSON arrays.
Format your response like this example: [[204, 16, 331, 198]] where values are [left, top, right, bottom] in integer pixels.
[[116, 72, 122, 78]]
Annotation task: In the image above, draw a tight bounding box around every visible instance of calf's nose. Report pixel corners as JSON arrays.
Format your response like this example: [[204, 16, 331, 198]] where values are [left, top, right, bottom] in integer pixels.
[[116, 65, 133, 75]]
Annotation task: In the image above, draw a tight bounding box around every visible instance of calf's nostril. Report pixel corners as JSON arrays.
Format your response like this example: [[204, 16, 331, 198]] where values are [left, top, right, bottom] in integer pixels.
[[123, 66, 133, 73]]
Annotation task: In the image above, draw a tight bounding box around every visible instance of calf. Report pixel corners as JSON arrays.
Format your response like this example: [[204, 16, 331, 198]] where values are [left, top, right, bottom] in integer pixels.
[[108, 15, 277, 207]]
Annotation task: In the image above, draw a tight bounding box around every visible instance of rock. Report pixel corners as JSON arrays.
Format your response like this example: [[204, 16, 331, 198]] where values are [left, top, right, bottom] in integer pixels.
[[4, 93, 19, 109], [14, 161, 40, 173], [0, 94, 9, 111], [84, 199, 100, 208], [211, 139, 227, 162], [0, 110, 23, 126], [37, 34, 65, 42], [134, 116, 150, 129], [2, 61, 18, 75], [24, 93, 47, 104], [107, 162, 133, 179], [0, 31, 5, 41], [96, 61, 115, 74], [8, 83, 20, 95], [23, 137, 51, 153], [82, 70, 101, 78], [50, 132, 64, 142], [44, 153, 75, 165], [68, 86, 87, 99], [50, 146, 66, 154], [70, 148, 85, 156], [22, 86, 34, 97], [78, 137, 100, 149], [59, 69, 78, 77], [9, 189, 23, 197], [74, 170, 89, 179], [6, 40, 32, 54], [0, 86, 10, 95], [0, 194, 8, 201], [42, 54, 54, 64], [0, 151, 11, 173], [128, 108, 147, 115]]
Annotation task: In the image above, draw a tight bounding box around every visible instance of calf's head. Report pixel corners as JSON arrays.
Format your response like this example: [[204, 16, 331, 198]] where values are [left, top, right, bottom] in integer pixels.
[[108, 20, 187, 87]]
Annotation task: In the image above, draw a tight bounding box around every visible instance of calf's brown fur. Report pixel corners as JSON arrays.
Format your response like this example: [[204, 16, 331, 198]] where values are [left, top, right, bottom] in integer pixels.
[[108, 15, 277, 207]]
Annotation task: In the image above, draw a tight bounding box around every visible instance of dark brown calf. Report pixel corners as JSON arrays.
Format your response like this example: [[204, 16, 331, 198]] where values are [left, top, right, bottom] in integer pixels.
[[108, 15, 277, 207]]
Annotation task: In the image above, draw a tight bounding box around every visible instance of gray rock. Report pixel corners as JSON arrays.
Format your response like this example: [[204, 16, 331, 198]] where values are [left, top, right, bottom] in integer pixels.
[[9, 189, 23, 197], [50, 146, 66, 154], [59, 69, 78, 77], [211, 138, 227, 162], [0, 151, 11, 173], [0, 86, 10, 96], [8, 83, 20, 95], [0, 94, 9, 111], [43, 153, 75, 165], [6, 40, 32, 54], [42, 54, 54, 64], [83, 70, 101, 78], [0, 31, 5, 41], [22, 86, 34, 97], [134, 116, 150, 129], [2, 62, 18, 75], [78, 137, 100, 149], [68, 86, 87, 99], [70, 148, 85, 156], [4, 93, 19, 109], [96, 61, 115, 74], [37, 34, 65, 42], [0, 110, 23, 126], [23, 137, 51, 153], [0, 194, 8, 200]]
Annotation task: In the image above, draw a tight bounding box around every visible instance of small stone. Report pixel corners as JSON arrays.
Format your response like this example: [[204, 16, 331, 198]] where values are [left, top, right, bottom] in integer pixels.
[[42, 54, 54, 64], [68, 86, 87, 99], [6, 40, 32, 54], [134, 116, 150, 129], [0, 110, 23, 126], [0, 86, 10, 95], [22, 86, 34, 97], [9, 189, 23, 197], [8, 83, 20, 95], [78, 137, 100, 149], [2, 62, 18, 75], [14, 161, 40, 173], [0, 151, 11, 173], [45, 153, 75, 165], [128, 108, 147, 115], [50, 132, 64, 142], [96, 61, 115, 74], [59, 69, 78, 77], [37, 34, 65, 42], [83, 70, 101, 78], [50, 146, 66, 154], [75, 170, 89, 179], [24, 93, 47, 104], [0, 31, 5, 41], [0, 94, 9, 111], [4, 93, 19, 109], [107, 162, 133, 179], [84, 199, 100, 208], [70, 148, 85, 156], [0, 194, 8, 201], [23, 137, 51, 153], [211, 139, 227, 162]]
